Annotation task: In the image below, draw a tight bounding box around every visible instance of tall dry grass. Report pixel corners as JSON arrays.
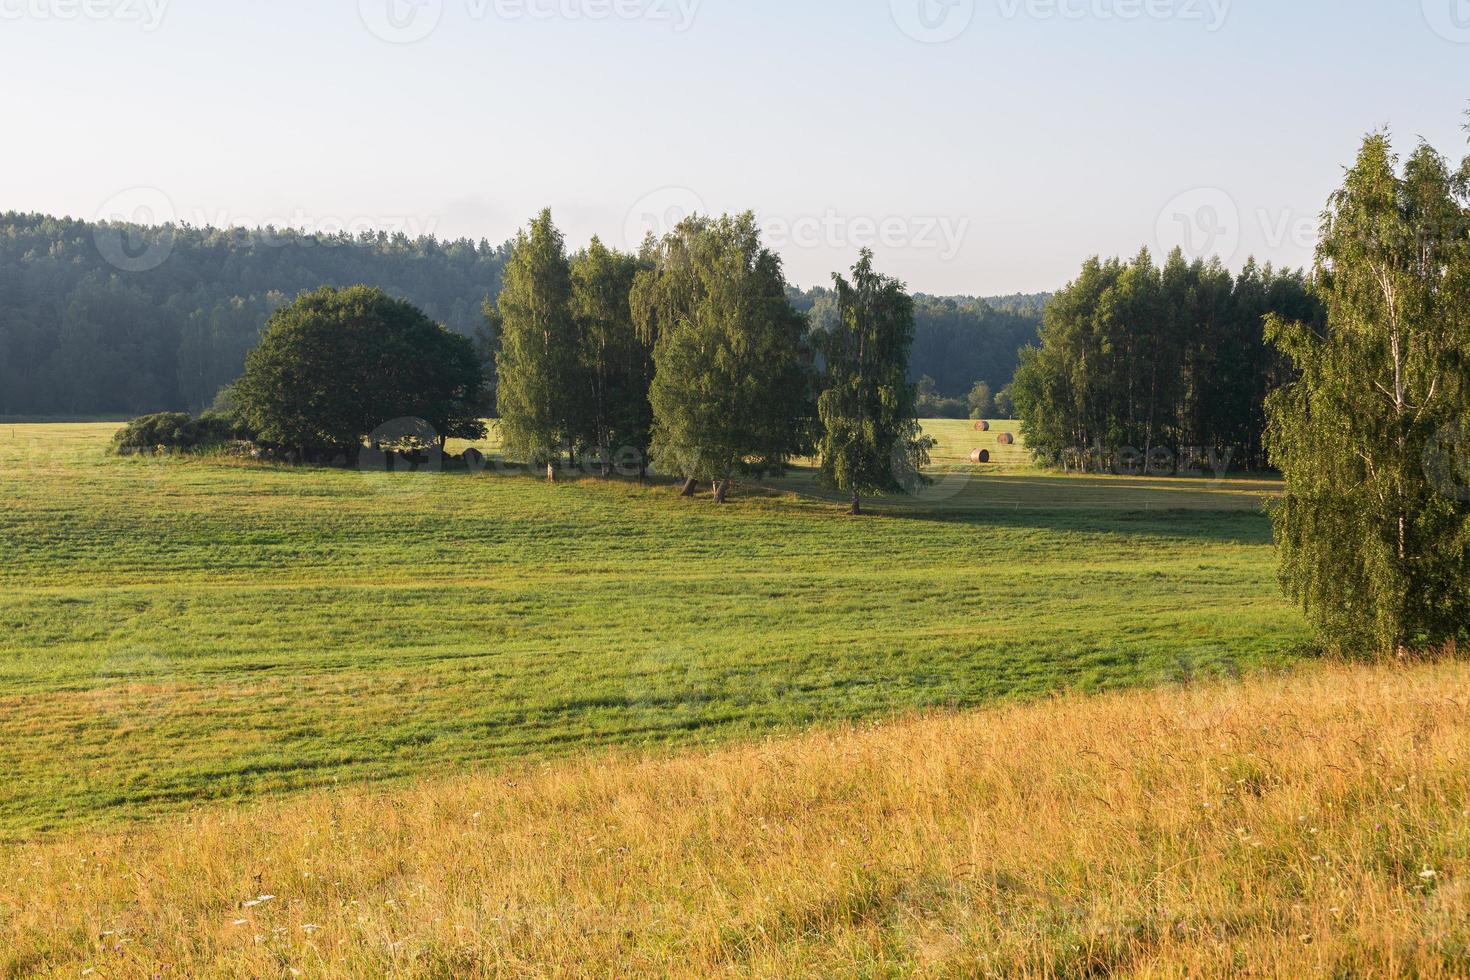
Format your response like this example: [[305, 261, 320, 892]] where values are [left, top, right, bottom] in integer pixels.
[[3, 661, 1469, 978]]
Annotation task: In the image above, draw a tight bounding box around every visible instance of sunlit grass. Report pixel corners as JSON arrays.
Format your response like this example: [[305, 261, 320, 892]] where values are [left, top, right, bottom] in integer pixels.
[[3, 660, 1466, 977], [1, 422, 1304, 839]]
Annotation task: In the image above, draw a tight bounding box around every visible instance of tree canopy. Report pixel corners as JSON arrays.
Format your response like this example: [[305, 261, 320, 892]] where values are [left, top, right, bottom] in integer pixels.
[[1266, 132, 1470, 655], [815, 249, 930, 513], [639, 213, 814, 502], [234, 286, 486, 453], [493, 210, 581, 479]]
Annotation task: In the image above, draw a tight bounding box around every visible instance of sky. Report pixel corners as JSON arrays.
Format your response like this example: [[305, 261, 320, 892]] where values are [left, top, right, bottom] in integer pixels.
[[2, 0, 1466, 295]]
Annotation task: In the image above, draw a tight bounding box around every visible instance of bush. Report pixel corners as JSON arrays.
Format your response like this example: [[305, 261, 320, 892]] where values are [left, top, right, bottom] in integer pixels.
[[112, 412, 246, 454]]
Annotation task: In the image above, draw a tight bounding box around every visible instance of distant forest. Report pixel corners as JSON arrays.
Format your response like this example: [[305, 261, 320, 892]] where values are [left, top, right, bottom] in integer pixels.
[[0, 212, 1044, 418]]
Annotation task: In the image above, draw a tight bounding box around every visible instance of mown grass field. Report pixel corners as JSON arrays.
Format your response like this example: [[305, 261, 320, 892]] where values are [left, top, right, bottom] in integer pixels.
[[4, 661, 1467, 977], [1, 421, 1304, 840]]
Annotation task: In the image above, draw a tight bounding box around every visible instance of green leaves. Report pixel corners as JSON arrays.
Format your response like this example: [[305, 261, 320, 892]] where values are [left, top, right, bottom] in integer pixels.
[[494, 210, 579, 469], [815, 249, 929, 509], [1268, 130, 1470, 655], [641, 213, 814, 496], [234, 285, 487, 452]]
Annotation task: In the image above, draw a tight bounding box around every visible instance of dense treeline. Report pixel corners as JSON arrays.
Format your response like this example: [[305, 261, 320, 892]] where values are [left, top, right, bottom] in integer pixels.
[[1011, 249, 1324, 471], [0, 212, 509, 417], [0, 211, 1037, 419]]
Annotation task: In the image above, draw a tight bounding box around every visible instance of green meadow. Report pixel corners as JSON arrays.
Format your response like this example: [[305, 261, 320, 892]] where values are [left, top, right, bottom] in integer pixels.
[[0, 420, 1307, 838]]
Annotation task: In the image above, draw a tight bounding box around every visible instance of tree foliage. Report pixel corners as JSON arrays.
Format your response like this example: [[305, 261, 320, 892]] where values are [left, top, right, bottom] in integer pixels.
[[1011, 248, 1321, 471], [0, 212, 507, 417], [638, 214, 814, 502], [494, 210, 580, 476], [1266, 132, 1470, 655], [815, 249, 930, 513], [570, 237, 652, 474], [234, 286, 486, 452]]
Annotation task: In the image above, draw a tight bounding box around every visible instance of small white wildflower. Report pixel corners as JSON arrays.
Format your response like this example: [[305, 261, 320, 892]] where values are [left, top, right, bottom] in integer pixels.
[[1420, 868, 1438, 881]]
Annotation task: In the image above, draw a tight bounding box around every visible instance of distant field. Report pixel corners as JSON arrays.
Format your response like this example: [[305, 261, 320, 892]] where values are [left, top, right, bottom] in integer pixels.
[[5, 661, 1466, 977], [0, 422, 1304, 838]]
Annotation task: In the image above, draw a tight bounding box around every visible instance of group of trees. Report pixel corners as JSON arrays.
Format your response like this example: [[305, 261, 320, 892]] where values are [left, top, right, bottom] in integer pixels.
[[0, 213, 508, 417], [1010, 250, 1322, 471], [493, 209, 927, 509]]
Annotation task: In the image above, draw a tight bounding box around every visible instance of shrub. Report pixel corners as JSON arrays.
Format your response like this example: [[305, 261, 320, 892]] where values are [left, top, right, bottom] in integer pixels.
[[112, 412, 245, 454]]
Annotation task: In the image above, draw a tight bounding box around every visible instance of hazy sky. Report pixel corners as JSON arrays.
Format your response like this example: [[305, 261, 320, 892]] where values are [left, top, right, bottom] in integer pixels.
[[2, 0, 1466, 294]]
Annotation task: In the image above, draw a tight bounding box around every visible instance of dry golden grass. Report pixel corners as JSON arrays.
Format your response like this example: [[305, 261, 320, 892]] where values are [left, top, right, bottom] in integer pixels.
[[4, 660, 1469, 978]]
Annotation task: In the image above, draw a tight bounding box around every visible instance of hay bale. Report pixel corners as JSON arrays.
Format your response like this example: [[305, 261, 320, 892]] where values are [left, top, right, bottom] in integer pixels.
[[970, 449, 991, 464], [974, 420, 991, 432], [997, 433, 1016, 446]]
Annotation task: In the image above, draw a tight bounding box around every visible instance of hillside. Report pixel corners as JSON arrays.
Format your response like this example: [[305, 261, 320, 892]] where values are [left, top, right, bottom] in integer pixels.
[[0, 212, 1043, 419], [0, 421, 1296, 838], [4, 660, 1467, 977]]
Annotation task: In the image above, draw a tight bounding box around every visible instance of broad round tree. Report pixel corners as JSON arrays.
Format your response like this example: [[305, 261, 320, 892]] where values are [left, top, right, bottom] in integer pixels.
[[235, 285, 487, 453]]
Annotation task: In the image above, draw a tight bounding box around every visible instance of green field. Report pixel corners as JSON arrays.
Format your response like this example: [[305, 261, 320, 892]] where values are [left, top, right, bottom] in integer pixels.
[[0, 421, 1307, 839]]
